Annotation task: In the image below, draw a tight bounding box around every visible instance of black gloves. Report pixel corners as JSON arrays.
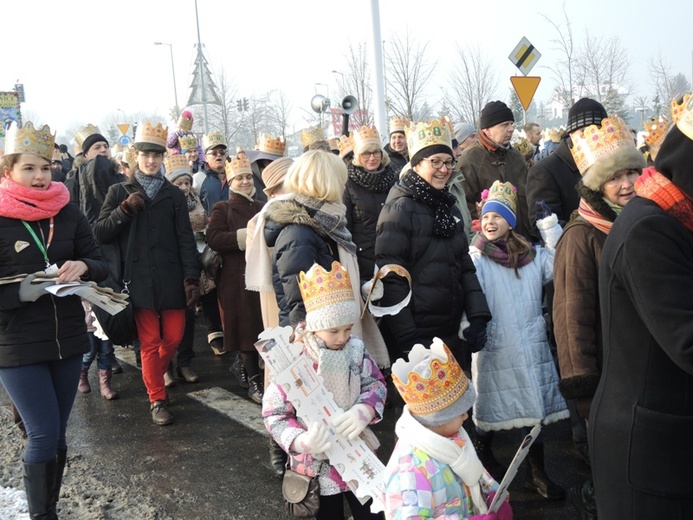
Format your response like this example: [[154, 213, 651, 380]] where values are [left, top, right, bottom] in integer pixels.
[[463, 318, 488, 353]]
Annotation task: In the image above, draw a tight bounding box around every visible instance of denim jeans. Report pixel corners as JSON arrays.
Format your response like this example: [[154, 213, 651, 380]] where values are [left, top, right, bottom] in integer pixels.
[[82, 332, 114, 370], [0, 354, 82, 463]]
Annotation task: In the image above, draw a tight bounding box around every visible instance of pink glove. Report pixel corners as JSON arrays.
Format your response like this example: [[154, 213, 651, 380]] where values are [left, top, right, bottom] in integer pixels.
[[486, 491, 513, 520], [332, 403, 375, 440], [470, 514, 497, 520]]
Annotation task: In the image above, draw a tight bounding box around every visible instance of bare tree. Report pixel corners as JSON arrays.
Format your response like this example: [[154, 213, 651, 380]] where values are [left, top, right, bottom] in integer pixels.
[[384, 30, 436, 120], [207, 67, 240, 144], [445, 44, 498, 128], [334, 43, 374, 127], [541, 2, 576, 110], [632, 95, 650, 125], [267, 90, 293, 141]]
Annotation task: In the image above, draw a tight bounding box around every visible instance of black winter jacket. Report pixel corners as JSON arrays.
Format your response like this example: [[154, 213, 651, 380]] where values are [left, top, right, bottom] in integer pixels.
[[375, 179, 491, 354], [384, 143, 408, 176], [263, 199, 338, 327], [0, 204, 108, 366], [94, 173, 199, 311]]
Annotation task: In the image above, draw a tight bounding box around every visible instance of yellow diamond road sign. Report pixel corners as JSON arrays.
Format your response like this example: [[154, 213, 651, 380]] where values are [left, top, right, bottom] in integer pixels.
[[509, 37, 541, 76]]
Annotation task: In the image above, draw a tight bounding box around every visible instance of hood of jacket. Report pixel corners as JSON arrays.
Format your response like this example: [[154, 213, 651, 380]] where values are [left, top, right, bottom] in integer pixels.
[[263, 198, 326, 247]]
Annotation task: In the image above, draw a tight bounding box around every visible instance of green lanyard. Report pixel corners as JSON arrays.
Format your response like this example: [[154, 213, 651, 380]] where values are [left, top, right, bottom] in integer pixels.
[[21, 217, 54, 269]]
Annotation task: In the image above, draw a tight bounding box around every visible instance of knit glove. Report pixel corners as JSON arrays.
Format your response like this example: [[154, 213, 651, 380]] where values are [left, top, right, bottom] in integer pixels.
[[184, 279, 200, 309], [462, 318, 488, 353], [536, 212, 563, 250], [360, 279, 384, 301], [18, 274, 55, 302], [120, 192, 145, 216], [291, 421, 332, 455], [332, 403, 375, 440]]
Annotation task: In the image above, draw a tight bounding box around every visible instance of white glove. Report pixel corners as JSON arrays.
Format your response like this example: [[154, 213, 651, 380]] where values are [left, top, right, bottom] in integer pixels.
[[536, 213, 563, 250], [361, 279, 384, 301], [332, 403, 375, 440], [291, 421, 332, 454]]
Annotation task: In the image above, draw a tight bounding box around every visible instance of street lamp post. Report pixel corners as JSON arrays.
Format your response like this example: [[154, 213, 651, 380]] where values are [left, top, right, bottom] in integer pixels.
[[154, 42, 180, 117]]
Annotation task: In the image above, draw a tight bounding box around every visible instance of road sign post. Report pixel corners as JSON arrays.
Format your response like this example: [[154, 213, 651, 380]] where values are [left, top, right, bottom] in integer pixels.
[[509, 37, 542, 114]]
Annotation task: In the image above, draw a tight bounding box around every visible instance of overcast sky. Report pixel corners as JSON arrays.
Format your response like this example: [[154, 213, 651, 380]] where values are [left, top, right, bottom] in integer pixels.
[[2, 0, 690, 141]]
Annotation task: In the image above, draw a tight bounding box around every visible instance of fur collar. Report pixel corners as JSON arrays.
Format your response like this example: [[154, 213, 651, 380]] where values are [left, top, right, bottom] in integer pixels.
[[263, 198, 326, 237]]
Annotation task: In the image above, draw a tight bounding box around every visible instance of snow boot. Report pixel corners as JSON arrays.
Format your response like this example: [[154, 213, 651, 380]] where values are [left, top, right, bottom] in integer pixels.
[[98, 369, 118, 400]]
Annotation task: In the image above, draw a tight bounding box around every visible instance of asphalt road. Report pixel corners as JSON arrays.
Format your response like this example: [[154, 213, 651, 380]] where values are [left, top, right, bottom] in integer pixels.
[[1, 318, 589, 519]]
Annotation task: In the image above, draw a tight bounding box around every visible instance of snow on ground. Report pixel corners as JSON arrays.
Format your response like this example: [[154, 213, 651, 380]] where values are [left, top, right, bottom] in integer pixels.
[[0, 486, 29, 520]]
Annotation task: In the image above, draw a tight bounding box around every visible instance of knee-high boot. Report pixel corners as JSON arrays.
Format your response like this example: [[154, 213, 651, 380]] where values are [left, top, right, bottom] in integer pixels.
[[524, 442, 566, 500], [269, 437, 287, 478], [47, 448, 67, 518], [23, 459, 57, 519]]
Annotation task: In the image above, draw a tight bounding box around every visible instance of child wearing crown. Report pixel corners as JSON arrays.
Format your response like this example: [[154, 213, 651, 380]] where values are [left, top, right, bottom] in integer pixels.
[[464, 181, 567, 500], [262, 261, 386, 520], [383, 338, 512, 519]]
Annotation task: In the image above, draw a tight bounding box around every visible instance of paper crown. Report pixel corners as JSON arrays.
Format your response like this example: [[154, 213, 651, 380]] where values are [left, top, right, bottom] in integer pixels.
[[164, 154, 191, 176], [543, 127, 563, 143], [121, 145, 136, 169], [405, 117, 453, 159], [328, 137, 340, 152], [673, 93, 693, 141], [671, 93, 692, 125], [4, 122, 56, 162], [389, 116, 410, 135], [177, 110, 193, 132], [300, 126, 324, 149], [513, 136, 533, 157], [353, 125, 382, 154], [202, 131, 227, 152], [179, 134, 198, 152], [134, 121, 168, 149], [337, 134, 354, 158], [299, 261, 358, 332], [481, 180, 517, 228], [569, 116, 634, 175], [225, 156, 252, 180], [643, 116, 671, 160], [52, 147, 62, 162], [74, 124, 101, 149], [258, 133, 286, 157], [391, 338, 475, 426]]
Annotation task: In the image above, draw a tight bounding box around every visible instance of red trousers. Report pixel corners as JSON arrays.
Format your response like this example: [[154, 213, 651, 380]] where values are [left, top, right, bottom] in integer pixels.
[[134, 308, 185, 403]]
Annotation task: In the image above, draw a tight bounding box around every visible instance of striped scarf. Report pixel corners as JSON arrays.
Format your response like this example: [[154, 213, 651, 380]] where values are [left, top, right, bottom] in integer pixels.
[[577, 199, 613, 235], [635, 167, 693, 232]]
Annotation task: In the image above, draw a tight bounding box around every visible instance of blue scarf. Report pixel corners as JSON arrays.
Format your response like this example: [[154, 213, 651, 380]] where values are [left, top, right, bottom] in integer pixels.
[[134, 169, 165, 200]]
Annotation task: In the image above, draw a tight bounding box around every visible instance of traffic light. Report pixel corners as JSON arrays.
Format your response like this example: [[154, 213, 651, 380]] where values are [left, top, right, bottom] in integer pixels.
[[243, 98, 249, 111], [237, 99, 243, 112]]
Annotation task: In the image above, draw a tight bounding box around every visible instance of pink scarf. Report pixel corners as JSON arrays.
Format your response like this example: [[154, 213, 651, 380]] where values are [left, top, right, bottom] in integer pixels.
[[0, 178, 70, 221]]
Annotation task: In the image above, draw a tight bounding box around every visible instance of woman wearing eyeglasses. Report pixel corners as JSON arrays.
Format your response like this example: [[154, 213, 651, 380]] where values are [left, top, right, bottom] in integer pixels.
[[374, 118, 491, 363]]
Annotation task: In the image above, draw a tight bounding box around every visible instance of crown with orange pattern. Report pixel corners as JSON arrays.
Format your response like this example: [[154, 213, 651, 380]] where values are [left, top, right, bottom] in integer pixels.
[[134, 121, 168, 151], [225, 155, 252, 181], [300, 126, 325, 149], [353, 125, 382, 155], [299, 261, 359, 332], [673, 92, 693, 141], [391, 338, 476, 427], [164, 154, 191, 176], [569, 116, 634, 175], [643, 116, 671, 160], [179, 134, 198, 152], [337, 134, 355, 158], [389, 115, 410, 135], [405, 117, 453, 159], [670, 93, 692, 126], [258, 133, 286, 157], [4, 122, 55, 162]]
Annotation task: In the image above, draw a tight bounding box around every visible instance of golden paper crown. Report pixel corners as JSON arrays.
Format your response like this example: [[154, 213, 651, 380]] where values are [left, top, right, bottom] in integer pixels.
[[405, 117, 453, 159], [177, 111, 193, 132], [513, 136, 533, 157], [135, 121, 168, 149], [74, 124, 101, 149], [5, 122, 56, 162], [337, 134, 354, 158], [673, 93, 693, 141], [122, 145, 136, 169], [643, 116, 671, 158], [258, 133, 286, 157], [671, 93, 692, 125], [179, 134, 198, 151], [300, 126, 324, 148], [485, 180, 517, 214], [203, 131, 227, 152], [569, 116, 634, 175], [353, 125, 382, 154], [164, 154, 191, 176], [389, 116, 410, 135], [328, 138, 340, 152], [299, 261, 354, 317], [225, 156, 252, 179], [547, 127, 563, 143], [391, 339, 471, 418]]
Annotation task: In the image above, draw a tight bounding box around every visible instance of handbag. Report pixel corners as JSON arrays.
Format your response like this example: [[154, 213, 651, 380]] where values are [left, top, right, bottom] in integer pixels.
[[282, 468, 320, 518], [93, 213, 139, 346], [200, 244, 222, 280]]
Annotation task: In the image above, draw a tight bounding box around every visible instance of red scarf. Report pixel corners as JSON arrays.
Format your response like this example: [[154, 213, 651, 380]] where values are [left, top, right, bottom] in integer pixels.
[[634, 167, 693, 232], [0, 177, 70, 221], [577, 198, 613, 235]]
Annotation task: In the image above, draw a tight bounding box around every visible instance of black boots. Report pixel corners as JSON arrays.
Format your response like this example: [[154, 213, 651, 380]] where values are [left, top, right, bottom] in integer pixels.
[[269, 437, 288, 477], [472, 432, 507, 482], [230, 353, 249, 389], [23, 458, 58, 519], [524, 443, 566, 500], [248, 375, 263, 404], [569, 479, 597, 519]]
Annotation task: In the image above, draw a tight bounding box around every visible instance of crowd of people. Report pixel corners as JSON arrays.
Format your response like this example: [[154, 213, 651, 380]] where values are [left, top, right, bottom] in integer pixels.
[[1, 92, 692, 519]]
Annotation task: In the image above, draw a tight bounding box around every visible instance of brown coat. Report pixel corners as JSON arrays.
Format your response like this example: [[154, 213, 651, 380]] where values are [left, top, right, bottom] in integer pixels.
[[207, 192, 265, 352], [552, 215, 605, 417]]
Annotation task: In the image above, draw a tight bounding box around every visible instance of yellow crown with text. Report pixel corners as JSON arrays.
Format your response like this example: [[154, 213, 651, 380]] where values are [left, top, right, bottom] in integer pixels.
[[74, 124, 102, 149], [673, 92, 693, 141], [179, 134, 198, 152], [353, 125, 382, 154], [258, 133, 286, 157], [405, 117, 453, 159], [135, 121, 168, 149], [337, 134, 354, 158], [391, 339, 471, 418], [300, 126, 324, 148], [225, 156, 252, 180], [5, 122, 55, 162], [202, 131, 227, 152], [389, 116, 410, 135], [299, 261, 358, 331], [569, 116, 634, 175], [164, 154, 191, 176]]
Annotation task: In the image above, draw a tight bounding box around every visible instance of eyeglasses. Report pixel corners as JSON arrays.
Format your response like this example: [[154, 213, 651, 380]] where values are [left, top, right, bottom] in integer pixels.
[[360, 150, 382, 158], [422, 157, 456, 170], [208, 150, 227, 157]]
